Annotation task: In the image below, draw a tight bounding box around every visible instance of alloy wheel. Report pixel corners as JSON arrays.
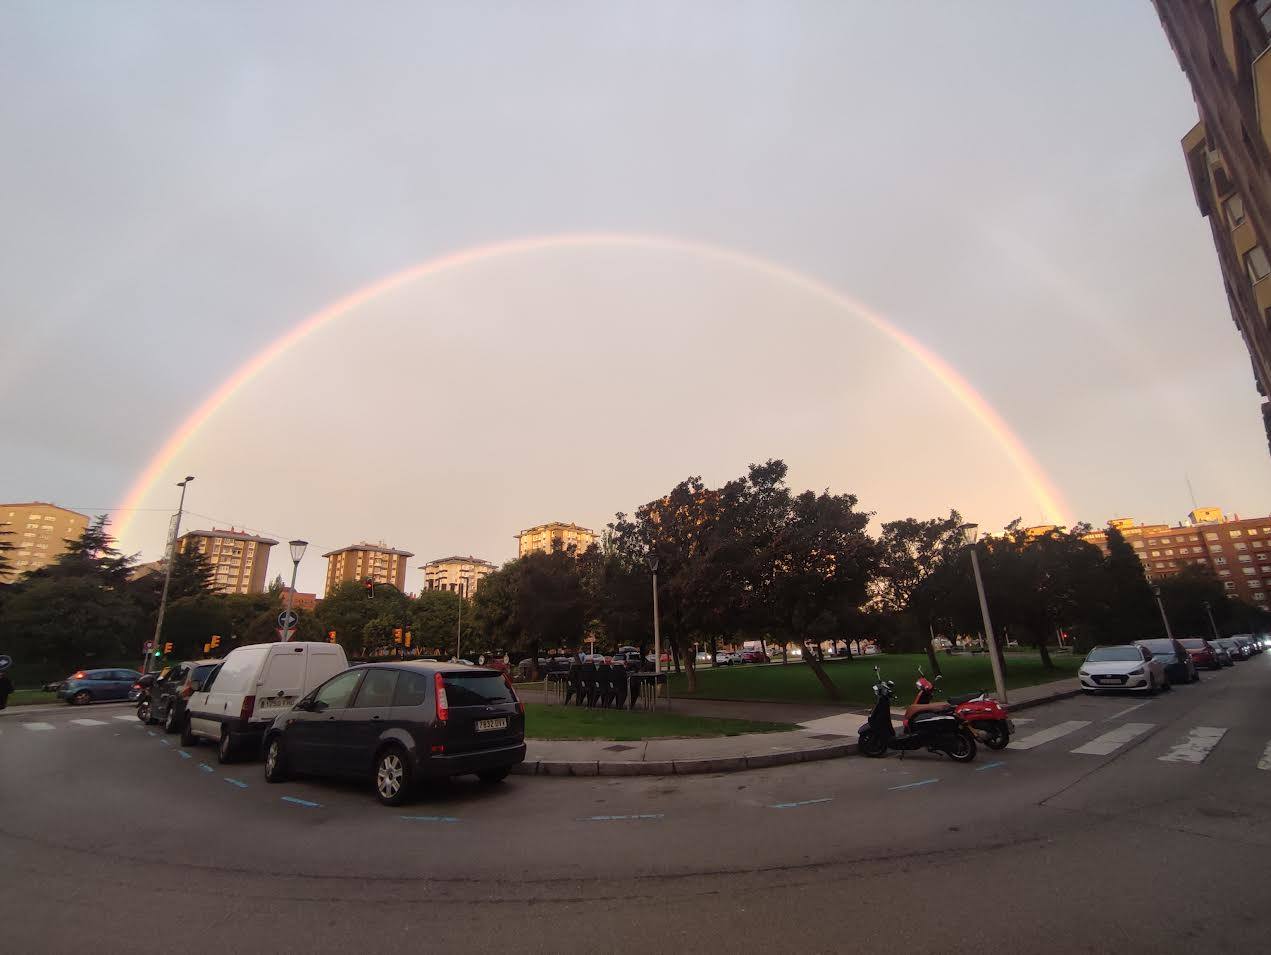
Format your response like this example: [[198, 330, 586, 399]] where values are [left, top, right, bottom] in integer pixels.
[[377, 754, 403, 799]]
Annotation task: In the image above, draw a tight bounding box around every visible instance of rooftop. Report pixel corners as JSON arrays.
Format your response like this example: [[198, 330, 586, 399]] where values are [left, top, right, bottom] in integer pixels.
[[322, 542, 415, 558], [181, 528, 279, 545], [421, 555, 496, 568], [1, 502, 90, 518]]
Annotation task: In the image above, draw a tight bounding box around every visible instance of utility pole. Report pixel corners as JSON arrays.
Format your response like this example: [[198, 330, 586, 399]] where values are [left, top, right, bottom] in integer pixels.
[[150, 476, 194, 672], [960, 524, 1008, 704]]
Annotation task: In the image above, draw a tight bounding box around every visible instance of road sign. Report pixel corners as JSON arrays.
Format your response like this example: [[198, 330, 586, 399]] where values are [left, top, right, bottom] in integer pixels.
[[277, 628, 295, 641], [278, 610, 298, 629], [143, 640, 154, 652], [0, 654, 12, 672]]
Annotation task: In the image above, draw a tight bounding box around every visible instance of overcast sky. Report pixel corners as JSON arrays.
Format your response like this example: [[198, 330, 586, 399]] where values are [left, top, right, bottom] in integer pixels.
[[3, 1, 1268, 595]]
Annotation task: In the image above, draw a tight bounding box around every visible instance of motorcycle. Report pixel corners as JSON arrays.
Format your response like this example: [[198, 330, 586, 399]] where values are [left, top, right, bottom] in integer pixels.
[[134, 673, 158, 725], [858, 666, 977, 762], [912, 668, 1013, 750]]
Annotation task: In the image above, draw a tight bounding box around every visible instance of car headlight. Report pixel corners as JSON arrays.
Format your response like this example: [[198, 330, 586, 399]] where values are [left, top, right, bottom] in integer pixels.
[[1078, 670, 1089, 677], [1129, 667, 1144, 676]]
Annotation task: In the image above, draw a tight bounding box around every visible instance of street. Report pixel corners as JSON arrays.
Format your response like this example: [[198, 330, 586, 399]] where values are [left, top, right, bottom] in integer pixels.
[[2, 657, 1269, 953]]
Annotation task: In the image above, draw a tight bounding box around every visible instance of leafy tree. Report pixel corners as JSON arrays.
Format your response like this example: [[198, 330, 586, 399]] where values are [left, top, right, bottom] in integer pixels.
[[469, 564, 521, 660], [0, 576, 141, 672], [316, 581, 408, 656], [410, 589, 462, 656], [1086, 525, 1159, 646], [875, 512, 965, 674], [1157, 565, 1228, 637]]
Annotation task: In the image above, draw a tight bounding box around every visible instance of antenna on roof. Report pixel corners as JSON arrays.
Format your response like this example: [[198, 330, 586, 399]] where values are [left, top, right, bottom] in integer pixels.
[[1185, 473, 1198, 510]]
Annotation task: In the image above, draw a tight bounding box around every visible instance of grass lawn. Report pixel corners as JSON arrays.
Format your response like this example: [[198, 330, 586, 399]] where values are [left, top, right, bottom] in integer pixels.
[[4, 689, 59, 707], [666, 652, 1081, 706], [523, 702, 796, 741]]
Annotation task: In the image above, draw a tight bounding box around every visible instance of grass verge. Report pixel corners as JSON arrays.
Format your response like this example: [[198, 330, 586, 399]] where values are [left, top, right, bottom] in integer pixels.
[[523, 702, 796, 741], [4, 689, 59, 707]]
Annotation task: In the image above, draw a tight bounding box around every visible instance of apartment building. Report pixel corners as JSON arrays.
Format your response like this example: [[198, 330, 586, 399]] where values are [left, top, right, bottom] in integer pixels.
[[0, 502, 90, 582], [515, 521, 597, 558], [323, 542, 413, 594], [277, 586, 318, 612], [1083, 507, 1271, 605], [176, 528, 276, 595], [421, 555, 496, 597], [1151, 1, 1271, 452]]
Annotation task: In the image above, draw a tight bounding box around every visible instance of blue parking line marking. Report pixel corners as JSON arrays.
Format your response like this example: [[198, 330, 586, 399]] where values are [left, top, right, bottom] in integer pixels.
[[583, 813, 664, 821], [224, 778, 248, 789], [147, 731, 157, 737], [889, 778, 939, 791], [177, 750, 191, 759], [975, 761, 1005, 772], [159, 738, 170, 745], [281, 796, 321, 808], [199, 763, 215, 773], [770, 797, 832, 809], [401, 815, 461, 823]]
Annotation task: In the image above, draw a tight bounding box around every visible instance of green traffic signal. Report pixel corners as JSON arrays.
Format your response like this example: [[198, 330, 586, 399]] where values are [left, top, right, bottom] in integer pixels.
[[153, 649, 162, 657]]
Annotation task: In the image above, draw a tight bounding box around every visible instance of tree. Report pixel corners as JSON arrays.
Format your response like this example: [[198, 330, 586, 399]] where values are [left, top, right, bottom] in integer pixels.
[[41, 515, 135, 587], [1157, 565, 1228, 637], [875, 512, 965, 674], [1087, 525, 1159, 646], [316, 581, 408, 656], [410, 589, 462, 656], [469, 564, 521, 661], [0, 576, 141, 672]]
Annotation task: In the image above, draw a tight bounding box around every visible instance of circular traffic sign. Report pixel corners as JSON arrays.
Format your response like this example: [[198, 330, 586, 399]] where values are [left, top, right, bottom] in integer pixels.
[[0, 654, 12, 672], [278, 610, 298, 629]]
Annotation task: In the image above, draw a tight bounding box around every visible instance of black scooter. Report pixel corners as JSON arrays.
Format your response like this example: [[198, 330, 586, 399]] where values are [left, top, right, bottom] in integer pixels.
[[857, 666, 977, 762]]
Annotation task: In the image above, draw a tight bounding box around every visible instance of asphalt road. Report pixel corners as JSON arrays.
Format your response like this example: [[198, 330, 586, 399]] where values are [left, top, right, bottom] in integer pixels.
[[2, 657, 1269, 953]]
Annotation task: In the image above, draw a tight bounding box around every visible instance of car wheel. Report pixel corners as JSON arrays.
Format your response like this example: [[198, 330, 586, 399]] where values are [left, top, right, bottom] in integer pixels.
[[72, 690, 92, 706], [477, 768, 510, 785], [163, 705, 180, 734], [180, 715, 196, 747], [264, 735, 290, 783], [374, 746, 412, 806], [217, 728, 237, 764]]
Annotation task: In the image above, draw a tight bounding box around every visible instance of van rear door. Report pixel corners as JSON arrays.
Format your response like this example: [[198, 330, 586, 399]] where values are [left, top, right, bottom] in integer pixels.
[[255, 646, 308, 721]]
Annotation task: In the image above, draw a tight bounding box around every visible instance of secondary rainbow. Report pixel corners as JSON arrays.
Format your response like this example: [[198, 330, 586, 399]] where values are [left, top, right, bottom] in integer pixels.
[[115, 232, 1069, 541]]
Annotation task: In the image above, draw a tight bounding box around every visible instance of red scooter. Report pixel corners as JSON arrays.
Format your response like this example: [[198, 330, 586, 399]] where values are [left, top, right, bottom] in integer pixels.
[[909, 668, 1013, 750]]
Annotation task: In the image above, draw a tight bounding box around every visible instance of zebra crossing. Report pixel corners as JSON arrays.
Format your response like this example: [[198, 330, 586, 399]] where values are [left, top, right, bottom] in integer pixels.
[[1008, 714, 1262, 768]]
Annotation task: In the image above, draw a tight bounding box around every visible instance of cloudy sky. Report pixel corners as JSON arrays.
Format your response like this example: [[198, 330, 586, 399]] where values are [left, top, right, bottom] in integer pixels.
[[3, 1, 1268, 595]]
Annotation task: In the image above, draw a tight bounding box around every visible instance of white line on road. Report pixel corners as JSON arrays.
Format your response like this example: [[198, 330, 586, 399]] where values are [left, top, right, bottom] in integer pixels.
[[889, 778, 939, 791], [114, 715, 137, 722], [1258, 742, 1271, 772], [22, 722, 55, 732], [69, 718, 108, 727], [1009, 720, 1091, 751], [1071, 722, 1155, 756], [1158, 726, 1227, 764], [1103, 701, 1152, 722], [770, 798, 832, 809]]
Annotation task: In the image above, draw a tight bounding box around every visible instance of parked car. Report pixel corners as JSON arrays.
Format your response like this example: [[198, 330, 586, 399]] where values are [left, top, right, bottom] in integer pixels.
[[1230, 635, 1258, 658], [57, 668, 143, 705], [149, 659, 221, 732], [1078, 645, 1167, 694], [262, 661, 526, 805], [1212, 638, 1242, 663], [714, 651, 732, 666], [739, 650, 768, 664], [182, 641, 349, 763], [1134, 638, 1198, 685], [1178, 638, 1222, 671]]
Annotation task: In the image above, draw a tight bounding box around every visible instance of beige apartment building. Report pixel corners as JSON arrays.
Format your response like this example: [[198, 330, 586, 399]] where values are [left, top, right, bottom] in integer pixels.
[[421, 556, 496, 597], [1083, 508, 1271, 606], [323, 542, 413, 594], [176, 528, 277, 595], [0, 502, 90, 582], [516, 521, 597, 558]]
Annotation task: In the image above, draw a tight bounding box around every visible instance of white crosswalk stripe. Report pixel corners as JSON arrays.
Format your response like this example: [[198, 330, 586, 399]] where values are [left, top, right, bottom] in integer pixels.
[[114, 715, 138, 722], [1257, 742, 1271, 772], [1071, 722, 1154, 756], [22, 722, 55, 731], [69, 718, 108, 727], [1009, 720, 1091, 750], [1158, 726, 1227, 764]]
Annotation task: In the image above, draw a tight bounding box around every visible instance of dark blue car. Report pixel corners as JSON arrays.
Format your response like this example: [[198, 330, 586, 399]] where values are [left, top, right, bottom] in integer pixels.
[[57, 668, 142, 705]]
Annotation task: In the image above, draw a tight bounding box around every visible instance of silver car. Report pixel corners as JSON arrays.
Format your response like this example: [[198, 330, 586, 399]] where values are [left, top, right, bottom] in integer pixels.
[[1079, 644, 1168, 694]]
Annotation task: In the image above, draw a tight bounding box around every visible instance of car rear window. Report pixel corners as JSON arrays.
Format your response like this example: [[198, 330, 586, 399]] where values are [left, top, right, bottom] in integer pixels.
[[1180, 639, 1207, 649], [1138, 641, 1175, 654], [1086, 647, 1143, 662], [442, 673, 514, 706]]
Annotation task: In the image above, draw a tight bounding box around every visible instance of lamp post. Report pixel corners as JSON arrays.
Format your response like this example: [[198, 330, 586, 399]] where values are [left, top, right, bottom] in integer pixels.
[[648, 554, 662, 676], [283, 539, 307, 641], [455, 574, 471, 661], [1202, 600, 1221, 642], [150, 476, 194, 671], [1149, 582, 1174, 640], [959, 523, 1008, 704]]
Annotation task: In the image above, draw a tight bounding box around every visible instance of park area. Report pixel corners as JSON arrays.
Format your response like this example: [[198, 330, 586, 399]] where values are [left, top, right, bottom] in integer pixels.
[[665, 651, 1081, 705]]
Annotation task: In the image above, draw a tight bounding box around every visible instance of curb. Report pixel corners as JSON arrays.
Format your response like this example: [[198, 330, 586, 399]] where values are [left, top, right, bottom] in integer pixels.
[[1004, 688, 1084, 712], [512, 740, 858, 778]]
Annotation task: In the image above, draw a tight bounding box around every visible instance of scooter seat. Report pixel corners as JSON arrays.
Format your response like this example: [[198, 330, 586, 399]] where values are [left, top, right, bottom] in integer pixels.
[[947, 692, 984, 705], [909, 708, 953, 723]]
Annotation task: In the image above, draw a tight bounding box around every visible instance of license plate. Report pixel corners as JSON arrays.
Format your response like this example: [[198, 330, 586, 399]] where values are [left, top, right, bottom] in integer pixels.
[[1095, 677, 1118, 684], [258, 696, 295, 709], [476, 717, 508, 733]]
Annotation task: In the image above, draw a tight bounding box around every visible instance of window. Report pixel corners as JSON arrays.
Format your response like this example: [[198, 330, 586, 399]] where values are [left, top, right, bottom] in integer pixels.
[[1224, 581, 1236, 590], [1235, 542, 1248, 550], [1225, 193, 1247, 227], [1255, 541, 1265, 549], [392, 671, 432, 707], [1193, 547, 1204, 554], [1132, 540, 1144, 549], [1220, 569, 1232, 576], [442, 673, 515, 706], [350, 669, 398, 708], [1150, 550, 1160, 558], [1160, 537, 1171, 545], [1240, 554, 1253, 562], [1206, 532, 1219, 541], [1165, 549, 1174, 556], [1243, 567, 1256, 575], [1231, 529, 1244, 538], [312, 670, 363, 711], [1254, 592, 1268, 602]]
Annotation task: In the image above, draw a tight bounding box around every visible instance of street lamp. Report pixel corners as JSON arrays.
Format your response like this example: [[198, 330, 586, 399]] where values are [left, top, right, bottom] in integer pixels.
[[648, 554, 662, 676], [1149, 582, 1174, 639], [151, 475, 194, 671], [959, 523, 1008, 704], [282, 539, 307, 641], [1202, 600, 1221, 642]]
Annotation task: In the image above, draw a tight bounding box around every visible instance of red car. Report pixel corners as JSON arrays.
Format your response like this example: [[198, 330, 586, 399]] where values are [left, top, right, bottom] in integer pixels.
[[739, 650, 769, 664], [1179, 637, 1221, 671]]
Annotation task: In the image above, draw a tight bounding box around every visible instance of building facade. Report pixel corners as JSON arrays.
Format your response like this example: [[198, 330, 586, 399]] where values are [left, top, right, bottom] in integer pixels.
[[421, 555, 496, 597], [0, 502, 90, 582], [515, 521, 597, 558], [1152, 0, 1271, 452], [176, 528, 277, 595], [323, 542, 413, 594], [1083, 508, 1271, 606], [277, 586, 318, 612]]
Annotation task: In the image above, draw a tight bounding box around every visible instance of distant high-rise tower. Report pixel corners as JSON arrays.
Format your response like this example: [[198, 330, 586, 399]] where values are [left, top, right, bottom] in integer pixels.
[[515, 521, 597, 558], [0, 502, 90, 582], [1152, 0, 1271, 452], [323, 542, 413, 595]]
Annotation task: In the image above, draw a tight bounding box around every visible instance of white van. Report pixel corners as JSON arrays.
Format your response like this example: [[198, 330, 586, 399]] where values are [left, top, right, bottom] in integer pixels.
[[182, 642, 348, 763]]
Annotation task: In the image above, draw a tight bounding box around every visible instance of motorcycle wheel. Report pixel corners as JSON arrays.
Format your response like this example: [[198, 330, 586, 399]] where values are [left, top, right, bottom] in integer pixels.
[[858, 730, 888, 758], [136, 700, 151, 724], [945, 730, 977, 763], [983, 721, 1010, 750]]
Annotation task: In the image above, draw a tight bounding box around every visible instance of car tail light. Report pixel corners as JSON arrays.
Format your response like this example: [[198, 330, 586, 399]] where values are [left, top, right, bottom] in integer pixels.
[[503, 672, 524, 714], [239, 696, 255, 721], [181, 684, 194, 699], [434, 672, 449, 723], [72, 671, 86, 680]]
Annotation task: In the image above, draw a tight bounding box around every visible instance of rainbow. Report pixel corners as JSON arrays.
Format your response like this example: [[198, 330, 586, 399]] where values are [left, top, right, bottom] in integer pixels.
[[114, 232, 1069, 542]]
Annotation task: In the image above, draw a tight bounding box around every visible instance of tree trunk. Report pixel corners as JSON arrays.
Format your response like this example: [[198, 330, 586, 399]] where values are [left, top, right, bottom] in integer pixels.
[[802, 638, 839, 700], [684, 647, 697, 693], [670, 639, 681, 674], [529, 639, 541, 681], [1037, 635, 1053, 669], [925, 624, 942, 677], [781, 642, 789, 664]]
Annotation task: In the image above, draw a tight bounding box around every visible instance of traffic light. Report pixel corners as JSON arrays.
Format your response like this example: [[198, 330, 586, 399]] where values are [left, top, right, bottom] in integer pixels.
[[163, 642, 173, 654], [210, 635, 221, 650], [365, 578, 375, 598], [328, 630, 337, 644], [404, 631, 412, 649], [202, 642, 211, 654], [393, 628, 403, 645], [153, 649, 162, 658]]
